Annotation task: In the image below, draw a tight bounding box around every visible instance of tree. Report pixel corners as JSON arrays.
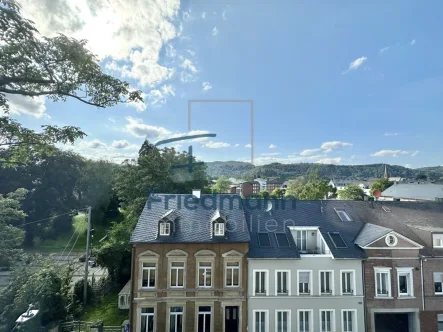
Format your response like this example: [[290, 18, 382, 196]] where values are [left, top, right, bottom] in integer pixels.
[[370, 178, 393, 196], [213, 176, 232, 193], [285, 173, 329, 200], [338, 185, 365, 200], [416, 173, 427, 181], [271, 188, 284, 199], [328, 185, 338, 198], [0, 0, 143, 111]]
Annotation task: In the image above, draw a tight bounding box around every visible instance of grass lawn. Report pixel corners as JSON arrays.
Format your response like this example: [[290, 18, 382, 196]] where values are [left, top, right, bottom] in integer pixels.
[[80, 292, 128, 326]]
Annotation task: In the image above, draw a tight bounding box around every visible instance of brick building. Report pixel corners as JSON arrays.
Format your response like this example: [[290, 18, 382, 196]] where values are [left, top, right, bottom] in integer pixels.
[[128, 193, 250, 332]]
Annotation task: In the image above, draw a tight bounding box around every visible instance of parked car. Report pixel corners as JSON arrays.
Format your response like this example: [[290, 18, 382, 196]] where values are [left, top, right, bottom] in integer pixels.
[[88, 256, 97, 268]]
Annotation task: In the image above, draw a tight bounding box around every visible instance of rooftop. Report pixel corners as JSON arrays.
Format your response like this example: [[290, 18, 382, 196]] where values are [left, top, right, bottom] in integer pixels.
[[382, 182, 443, 201]]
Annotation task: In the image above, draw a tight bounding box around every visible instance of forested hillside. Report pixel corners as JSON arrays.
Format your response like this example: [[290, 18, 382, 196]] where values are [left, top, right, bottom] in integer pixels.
[[205, 161, 443, 180]]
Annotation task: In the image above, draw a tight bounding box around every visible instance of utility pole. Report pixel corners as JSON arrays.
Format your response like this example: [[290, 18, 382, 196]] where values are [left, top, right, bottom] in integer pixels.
[[83, 206, 92, 304]]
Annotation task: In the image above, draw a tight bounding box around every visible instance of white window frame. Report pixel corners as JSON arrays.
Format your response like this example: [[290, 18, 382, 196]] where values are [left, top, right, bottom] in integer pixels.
[[253, 309, 269, 332], [160, 222, 170, 236], [225, 260, 241, 288], [214, 222, 225, 236], [138, 251, 159, 291], [374, 267, 392, 298], [196, 305, 212, 332], [139, 307, 155, 332], [297, 309, 313, 332], [253, 269, 269, 296], [197, 262, 213, 288], [438, 314, 443, 332], [167, 305, 184, 332], [275, 309, 291, 332], [433, 234, 443, 248], [319, 309, 335, 332], [170, 261, 185, 288], [340, 270, 356, 296], [434, 272, 443, 295], [319, 270, 335, 295], [341, 309, 357, 332], [334, 208, 352, 221], [141, 262, 157, 289], [385, 234, 398, 247], [275, 270, 291, 296], [296, 230, 308, 251], [396, 267, 414, 298], [297, 270, 313, 296]]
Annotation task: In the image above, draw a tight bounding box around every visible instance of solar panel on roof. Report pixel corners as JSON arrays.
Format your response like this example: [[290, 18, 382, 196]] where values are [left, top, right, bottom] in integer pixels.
[[275, 233, 290, 247], [328, 232, 348, 248], [257, 232, 272, 247]]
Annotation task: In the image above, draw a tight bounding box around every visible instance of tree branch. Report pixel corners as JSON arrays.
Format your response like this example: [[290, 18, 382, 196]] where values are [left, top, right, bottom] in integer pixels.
[[0, 76, 56, 86]]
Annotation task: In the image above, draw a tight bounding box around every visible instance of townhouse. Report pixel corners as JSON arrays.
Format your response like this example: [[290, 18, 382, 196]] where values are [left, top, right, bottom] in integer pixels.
[[244, 200, 366, 332], [128, 192, 250, 332]]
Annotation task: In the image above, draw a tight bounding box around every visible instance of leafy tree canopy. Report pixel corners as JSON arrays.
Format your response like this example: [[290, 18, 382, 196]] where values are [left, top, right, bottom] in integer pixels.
[[212, 176, 232, 193], [370, 178, 393, 196], [338, 185, 365, 200], [284, 173, 329, 200]]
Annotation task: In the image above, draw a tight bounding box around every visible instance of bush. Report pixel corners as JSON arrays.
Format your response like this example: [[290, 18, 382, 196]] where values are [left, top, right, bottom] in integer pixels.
[[73, 279, 94, 306]]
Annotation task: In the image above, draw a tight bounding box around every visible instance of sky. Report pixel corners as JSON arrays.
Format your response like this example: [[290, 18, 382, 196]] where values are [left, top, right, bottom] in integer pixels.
[[7, 0, 443, 167]]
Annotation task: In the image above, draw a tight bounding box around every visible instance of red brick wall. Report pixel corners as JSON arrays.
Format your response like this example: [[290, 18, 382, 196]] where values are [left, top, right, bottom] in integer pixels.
[[422, 259, 443, 311], [420, 311, 443, 332]]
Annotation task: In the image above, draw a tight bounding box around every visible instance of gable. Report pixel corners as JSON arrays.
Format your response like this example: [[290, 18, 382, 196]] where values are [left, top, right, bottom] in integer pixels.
[[364, 231, 423, 249]]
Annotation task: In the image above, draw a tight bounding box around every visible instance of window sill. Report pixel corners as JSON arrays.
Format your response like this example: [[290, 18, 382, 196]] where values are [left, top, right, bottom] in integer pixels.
[[434, 293, 443, 296], [375, 296, 393, 299], [139, 287, 156, 291], [276, 293, 289, 296], [397, 296, 416, 299]]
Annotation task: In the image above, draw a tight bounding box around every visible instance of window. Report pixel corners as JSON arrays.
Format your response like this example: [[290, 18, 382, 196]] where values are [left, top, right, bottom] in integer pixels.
[[434, 272, 443, 294], [328, 232, 347, 248], [258, 233, 272, 247], [341, 271, 354, 295], [254, 270, 268, 295], [254, 310, 268, 332], [276, 310, 290, 332], [375, 268, 391, 297], [198, 262, 212, 288], [276, 233, 290, 247], [197, 306, 211, 332], [433, 234, 443, 248], [141, 262, 156, 288], [276, 270, 289, 295], [225, 261, 240, 287], [169, 306, 183, 332], [334, 208, 352, 221], [320, 271, 333, 295], [320, 310, 334, 332], [385, 234, 398, 247], [438, 314, 443, 332], [214, 222, 225, 236], [298, 310, 312, 332], [397, 268, 413, 297], [160, 222, 170, 236], [298, 271, 311, 295], [170, 262, 185, 288], [140, 307, 154, 332], [296, 230, 307, 251], [342, 310, 355, 332]]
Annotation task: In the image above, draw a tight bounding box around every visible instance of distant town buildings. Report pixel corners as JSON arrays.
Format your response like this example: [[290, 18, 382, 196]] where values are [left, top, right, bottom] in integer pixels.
[[380, 182, 443, 202]]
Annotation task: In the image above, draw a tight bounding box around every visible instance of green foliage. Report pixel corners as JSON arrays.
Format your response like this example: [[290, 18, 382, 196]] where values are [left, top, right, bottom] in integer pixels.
[[370, 178, 393, 196], [0, 0, 143, 112], [73, 279, 94, 306], [271, 188, 285, 199], [205, 161, 254, 178], [79, 292, 128, 326], [338, 185, 365, 200], [285, 173, 329, 200], [212, 176, 232, 193], [72, 215, 88, 235]]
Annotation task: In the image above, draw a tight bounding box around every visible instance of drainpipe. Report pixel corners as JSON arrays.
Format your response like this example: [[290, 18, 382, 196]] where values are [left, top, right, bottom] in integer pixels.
[[362, 259, 368, 332], [129, 245, 135, 330], [420, 257, 425, 311]]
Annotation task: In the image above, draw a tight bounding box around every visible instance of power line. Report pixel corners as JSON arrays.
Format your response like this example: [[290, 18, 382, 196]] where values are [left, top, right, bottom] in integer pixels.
[[63, 232, 81, 264], [59, 231, 76, 259], [16, 209, 88, 227]]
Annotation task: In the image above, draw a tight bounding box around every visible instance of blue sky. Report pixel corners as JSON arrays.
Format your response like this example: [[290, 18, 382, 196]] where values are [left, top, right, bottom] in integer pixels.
[[9, 0, 443, 167]]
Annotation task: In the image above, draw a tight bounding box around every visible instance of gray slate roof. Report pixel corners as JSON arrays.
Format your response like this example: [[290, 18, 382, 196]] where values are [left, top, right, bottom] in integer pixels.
[[244, 200, 366, 259], [130, 194, 250, 244], [382, 183, 443, 201], [354, 223, 392, 247]]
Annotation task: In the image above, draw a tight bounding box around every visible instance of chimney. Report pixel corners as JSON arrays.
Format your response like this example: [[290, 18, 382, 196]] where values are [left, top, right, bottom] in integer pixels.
[[192, 189, 201, 199]]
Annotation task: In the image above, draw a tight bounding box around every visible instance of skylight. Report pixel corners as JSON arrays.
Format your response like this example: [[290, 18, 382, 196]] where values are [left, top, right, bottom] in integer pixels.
[[328, 232, 348, 248], [334, 208, 352, 221], [275, 233, 290, 247], [382, 206, 391, 213], [257, 232, 272, 247]]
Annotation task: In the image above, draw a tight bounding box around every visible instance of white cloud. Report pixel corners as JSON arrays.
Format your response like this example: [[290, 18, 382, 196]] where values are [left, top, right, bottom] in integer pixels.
[[111, 140, 129, 149], [187, 49, 196, 57], [180, 72, 195, 83], [384, 132, 401, 136], [269, 144, 277, 149], [342, 56, 367, 74], [147, 85, 175, 106], [80, 139, 107, 149], [370, 150, 411, 157], [212, 27, 218, 36], [320, 141, 353, 150], [125, 116, 170, 138], [202, 141, 230, 148], [222, 10, 227, 20], [411, 150, 420, 157], [165, 44, 176, 58], [315, 157, 342, 164], [410, 39, 416, 45], [181, 59, 198, 73], [405, 164, 412, 168], [108, 117, 116, 123], [201, 12, 206, 19], [19, 0, 181, 87], [234, 144, 240, 147], [379, 46, 390, 54], [261, 152, 280, 156], [4, 94, 48, 118], [127, 91, 147, 112], [300, 148, 321, 156], [202, 82, 212, 91], [245, 144, 252, 148]]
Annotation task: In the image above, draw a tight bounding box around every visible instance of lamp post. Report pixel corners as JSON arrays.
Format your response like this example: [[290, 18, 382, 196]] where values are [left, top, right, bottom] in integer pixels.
[[78, 206, 92, 304]]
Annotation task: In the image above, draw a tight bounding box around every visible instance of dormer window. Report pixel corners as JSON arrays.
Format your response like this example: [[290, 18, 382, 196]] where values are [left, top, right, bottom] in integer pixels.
[[334, 208, 352, 221], [433, 234, 443, 248], [214, 222, 225, 236], [160, 222, 171, 236]]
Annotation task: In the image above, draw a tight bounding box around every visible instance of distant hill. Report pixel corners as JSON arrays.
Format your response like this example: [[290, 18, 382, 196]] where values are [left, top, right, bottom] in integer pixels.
[[205, 161, 443, 181]]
